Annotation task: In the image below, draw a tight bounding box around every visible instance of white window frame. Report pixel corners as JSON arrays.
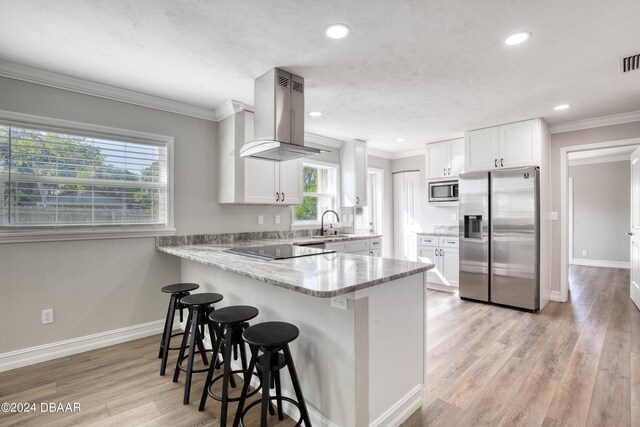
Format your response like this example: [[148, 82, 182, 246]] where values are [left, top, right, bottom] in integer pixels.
[[291, 160, 340, 228], [0, 110, 175, 243]]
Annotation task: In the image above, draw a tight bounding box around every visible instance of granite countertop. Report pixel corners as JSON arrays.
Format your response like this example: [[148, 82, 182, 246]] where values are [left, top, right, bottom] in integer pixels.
[[417, 227, 459, 237], [158, 238, 432, 298]]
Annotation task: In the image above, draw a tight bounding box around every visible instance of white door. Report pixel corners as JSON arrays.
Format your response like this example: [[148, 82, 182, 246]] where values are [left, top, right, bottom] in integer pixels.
[[630, 147, 640, 310], [426, 142, 448, 179], [244, 158, 278, 204], [448, 138, 464, 177], [393, 171, 420, 261], [499, 120, 537, 168], [278, 159, 302, 205], [464, 127, 500, 172]]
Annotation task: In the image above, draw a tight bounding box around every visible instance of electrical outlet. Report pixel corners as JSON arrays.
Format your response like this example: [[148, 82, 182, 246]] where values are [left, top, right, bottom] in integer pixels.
[[42, 309, 54, 324], [550, 211, 559, 221], [257, 215, 264, 225], [582, 250, 587, 256], [451, 212, 457, 221], [274, 215, 280, 224], [331, 296, 348, 311], [348, 214, 354, 222]]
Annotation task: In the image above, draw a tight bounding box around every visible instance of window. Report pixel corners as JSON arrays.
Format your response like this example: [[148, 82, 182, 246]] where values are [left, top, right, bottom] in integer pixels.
[[355, 168, 383, 234], [0, 113, 173, 241], [293, 162, 338, 225]]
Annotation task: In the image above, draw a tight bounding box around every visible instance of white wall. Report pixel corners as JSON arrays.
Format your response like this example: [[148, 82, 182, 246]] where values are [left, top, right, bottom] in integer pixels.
[[0, 76, 291, 353], [570, 161, 630, 264]]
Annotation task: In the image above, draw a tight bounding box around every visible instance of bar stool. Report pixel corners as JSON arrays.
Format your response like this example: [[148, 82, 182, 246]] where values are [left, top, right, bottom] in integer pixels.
[[233, 321, 312, 427], [199, 305, 262, 426], [173, 292, 223, 404], [159, 283, 199, 376]]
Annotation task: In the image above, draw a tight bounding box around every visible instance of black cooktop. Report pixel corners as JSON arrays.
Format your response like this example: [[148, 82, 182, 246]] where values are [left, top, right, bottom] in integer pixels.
[[227, 244, 335, 260]]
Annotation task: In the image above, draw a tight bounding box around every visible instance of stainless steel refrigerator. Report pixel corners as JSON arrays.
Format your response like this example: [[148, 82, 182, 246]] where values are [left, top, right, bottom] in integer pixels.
[[458, 166, 540, 311]]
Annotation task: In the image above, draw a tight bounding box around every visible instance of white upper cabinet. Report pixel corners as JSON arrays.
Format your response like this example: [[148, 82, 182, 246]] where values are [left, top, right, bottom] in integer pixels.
[[219, 109, 302, 205], [342, 139, 368, 207], [426, 138, 464, 179], [464, 119, 542, 172]]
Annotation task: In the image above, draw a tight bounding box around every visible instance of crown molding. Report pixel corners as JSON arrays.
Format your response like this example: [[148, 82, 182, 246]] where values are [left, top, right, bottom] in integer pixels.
[[550, 110, 640, 134], [0, 59, 218, 121], [367, 148, 394, 159], [368, 147, 426, 160], [213, 100, 253, 121], [568, 153, 630, 167]]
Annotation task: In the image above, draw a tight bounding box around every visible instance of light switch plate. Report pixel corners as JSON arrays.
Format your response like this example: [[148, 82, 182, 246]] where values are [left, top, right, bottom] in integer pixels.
[[582, 250, 587, 256], [550, 212, 558, 221], [275, 215, 280, 224], [451, 212, 457, 221], [258, 215, 264, 225]]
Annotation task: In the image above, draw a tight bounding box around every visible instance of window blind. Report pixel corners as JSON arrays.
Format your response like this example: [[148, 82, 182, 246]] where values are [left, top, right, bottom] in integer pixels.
[[0, 124, 168, 227]]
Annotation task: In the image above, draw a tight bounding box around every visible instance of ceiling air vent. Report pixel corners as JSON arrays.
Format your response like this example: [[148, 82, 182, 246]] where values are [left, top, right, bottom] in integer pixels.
[[620, 53, 640, 73]]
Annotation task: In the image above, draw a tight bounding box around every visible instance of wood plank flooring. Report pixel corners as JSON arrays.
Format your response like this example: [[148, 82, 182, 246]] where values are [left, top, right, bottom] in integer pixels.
[[0, 332, 295, 426], [0, 265, 637, 426], [404, 266, 640, 427]]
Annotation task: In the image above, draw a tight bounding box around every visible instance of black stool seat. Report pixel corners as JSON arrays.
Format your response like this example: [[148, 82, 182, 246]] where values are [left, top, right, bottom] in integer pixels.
[[161, 282, 199, 293], [242, 321, 299, 348], [181, 292, 223, 306], [210, 305, 259, 325]]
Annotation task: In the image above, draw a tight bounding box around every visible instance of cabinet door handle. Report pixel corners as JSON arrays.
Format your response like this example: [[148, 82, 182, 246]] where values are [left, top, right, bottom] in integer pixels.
[[440, 249, 443, 256], [370, 251, 373, 256], [448, 167, 451, 175], [443, 168, 446, 176], [501, 158, 504, 167], [276, 192, 280, 202], [356, 196, 360, 205], [281, 193, 285, 202], [435, 249, 438, 257], [494, 158, 497, 168]]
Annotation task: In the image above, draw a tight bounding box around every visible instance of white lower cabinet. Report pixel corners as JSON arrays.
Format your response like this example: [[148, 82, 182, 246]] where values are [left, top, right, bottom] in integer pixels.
[[325, 238, 382, 256], [417, 236, 459, 290]]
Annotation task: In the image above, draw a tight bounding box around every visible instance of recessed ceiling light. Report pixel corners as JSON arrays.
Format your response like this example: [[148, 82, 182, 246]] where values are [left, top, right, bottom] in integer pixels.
[[505, 31, 531, 46], [325, 24, 351, 39], [396, 138, 406, 142], [554, 104, 571, 111], [309, 111, 323, 117]]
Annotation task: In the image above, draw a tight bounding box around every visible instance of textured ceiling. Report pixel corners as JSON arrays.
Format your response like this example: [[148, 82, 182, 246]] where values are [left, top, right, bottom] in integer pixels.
[[1, 0, 639, 153]]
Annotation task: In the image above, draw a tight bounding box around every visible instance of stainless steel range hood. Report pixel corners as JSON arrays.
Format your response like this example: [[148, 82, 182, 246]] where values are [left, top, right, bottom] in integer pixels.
[[240, 68, 322, 161]]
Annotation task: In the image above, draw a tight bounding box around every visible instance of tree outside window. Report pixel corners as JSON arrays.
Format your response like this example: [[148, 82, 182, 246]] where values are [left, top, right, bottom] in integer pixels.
[[293, 163, 337, 224]]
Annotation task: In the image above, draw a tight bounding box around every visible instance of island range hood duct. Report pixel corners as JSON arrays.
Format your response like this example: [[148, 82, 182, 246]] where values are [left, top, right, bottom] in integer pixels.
[[240, 67, 322, 161]]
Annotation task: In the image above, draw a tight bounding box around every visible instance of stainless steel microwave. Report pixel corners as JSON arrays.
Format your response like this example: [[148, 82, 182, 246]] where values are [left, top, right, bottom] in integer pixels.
[[428, 180, 458, 202]]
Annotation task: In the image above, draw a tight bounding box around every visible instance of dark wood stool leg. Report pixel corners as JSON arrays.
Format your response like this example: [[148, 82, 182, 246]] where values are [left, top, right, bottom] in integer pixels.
[[259, 349, 271, 427], [195, 310, 209, 366], [172, 308, 193, 383], [274, 370, 284, 420], [158, 294, 175, 358], [232, 345, 258, 427], [183, 306, 200, 404], [283, 345, 312, 426], [199, 323, 224, 411], [220, 327, 234, 427], [160, 294, 178, 375]]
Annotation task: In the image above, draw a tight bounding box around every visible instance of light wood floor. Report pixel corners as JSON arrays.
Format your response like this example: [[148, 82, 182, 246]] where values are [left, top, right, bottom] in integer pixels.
[[403, 266, 640, 427], [0, 332, 295, 426], [1, 265, 638, 426]]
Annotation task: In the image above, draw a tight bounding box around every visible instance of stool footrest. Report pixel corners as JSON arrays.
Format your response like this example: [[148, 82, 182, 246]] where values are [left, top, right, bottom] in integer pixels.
[[240, 396, 303, 427], [206, 370, 261, 402]]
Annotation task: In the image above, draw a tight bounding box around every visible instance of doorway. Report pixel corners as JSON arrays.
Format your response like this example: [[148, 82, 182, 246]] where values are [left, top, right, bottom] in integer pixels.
[[393, 170, 420, 261], [560, 138, 640, 303]]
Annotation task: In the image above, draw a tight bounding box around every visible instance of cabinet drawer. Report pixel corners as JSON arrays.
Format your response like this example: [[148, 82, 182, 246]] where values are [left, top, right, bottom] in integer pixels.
[[352, 249, 372, 256], [348, 239, 370, 252], [369, 238, 382, 249], [439, 237, 459, 248], [325, 242, 349, 253], [418, 236, 437, 246]]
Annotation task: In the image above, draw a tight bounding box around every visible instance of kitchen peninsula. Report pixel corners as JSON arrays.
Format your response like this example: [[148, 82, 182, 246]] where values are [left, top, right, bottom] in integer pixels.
[[157, 232, 432, 427]]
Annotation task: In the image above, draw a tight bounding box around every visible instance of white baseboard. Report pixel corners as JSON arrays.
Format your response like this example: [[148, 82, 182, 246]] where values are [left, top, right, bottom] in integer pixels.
[[426, 282, 458, 294], [0, 318, 168, 372], [549, 291, 563, 302], [571, 258, 630, 269], [370, 384, 423, 427]]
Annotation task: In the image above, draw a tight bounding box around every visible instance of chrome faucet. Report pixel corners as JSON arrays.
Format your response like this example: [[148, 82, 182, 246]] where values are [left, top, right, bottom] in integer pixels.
[[320, 210, 340, 236]]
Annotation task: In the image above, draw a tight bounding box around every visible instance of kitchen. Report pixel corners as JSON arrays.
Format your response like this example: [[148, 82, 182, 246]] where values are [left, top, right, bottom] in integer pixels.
[[1, 1, 640, 427]]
